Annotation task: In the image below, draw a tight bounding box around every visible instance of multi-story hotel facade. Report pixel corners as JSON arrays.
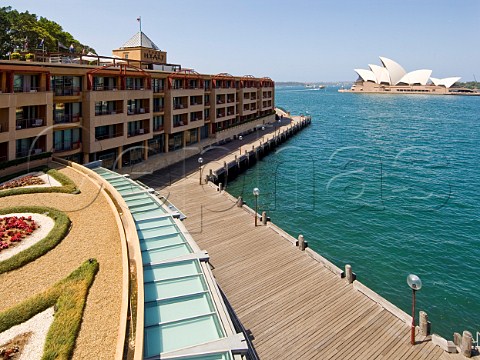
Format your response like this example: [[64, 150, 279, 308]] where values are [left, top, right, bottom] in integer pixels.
[[0, 32, 275, 174]]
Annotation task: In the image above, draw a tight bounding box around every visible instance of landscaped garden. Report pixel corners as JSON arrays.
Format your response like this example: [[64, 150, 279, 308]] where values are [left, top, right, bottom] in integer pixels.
[[0, 165, 124, 359]]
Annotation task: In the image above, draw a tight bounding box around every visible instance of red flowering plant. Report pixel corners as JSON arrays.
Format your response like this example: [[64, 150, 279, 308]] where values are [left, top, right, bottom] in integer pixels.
[[0, 175, 45, 190], [0, 216, 38, 252]]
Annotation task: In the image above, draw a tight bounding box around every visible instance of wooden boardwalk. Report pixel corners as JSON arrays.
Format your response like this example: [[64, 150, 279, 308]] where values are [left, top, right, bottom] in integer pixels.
[[156, 176, 478, 360], [140, 114, 478, 359]]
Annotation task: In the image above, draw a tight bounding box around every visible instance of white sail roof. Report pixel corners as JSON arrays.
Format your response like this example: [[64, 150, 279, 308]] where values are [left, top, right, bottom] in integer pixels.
[[354, 69, 377, 83], [397, 69, 432, 85], [430, 77, 461, 88], [369, 64, 391, 84], [379, 57, 407, 85]]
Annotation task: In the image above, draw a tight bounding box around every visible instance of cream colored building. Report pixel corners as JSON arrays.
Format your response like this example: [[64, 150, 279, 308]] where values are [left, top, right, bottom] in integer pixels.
[[0, 32, 275, 174]]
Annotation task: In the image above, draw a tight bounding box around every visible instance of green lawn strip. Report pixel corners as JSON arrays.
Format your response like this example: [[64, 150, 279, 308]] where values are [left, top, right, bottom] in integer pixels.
[[0, 206, 71, 274], [0, 259, 99, 359], [0, 168, 79, 198]]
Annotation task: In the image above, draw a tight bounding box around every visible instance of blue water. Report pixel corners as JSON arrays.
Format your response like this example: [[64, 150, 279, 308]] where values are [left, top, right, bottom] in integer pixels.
[[227, 86, 480, 338]]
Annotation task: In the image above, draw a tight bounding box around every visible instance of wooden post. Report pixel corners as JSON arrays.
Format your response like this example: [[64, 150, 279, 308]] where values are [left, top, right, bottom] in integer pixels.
[[345, 264, 353, 284], [298, 235, 306, 251], [218, 183, 223, 192], [262, 211, 267, 225], [237, 196, 243, 207], [461, 331, 472, 357], [419, 311, 429, 336], [454, 332, 462, 347]]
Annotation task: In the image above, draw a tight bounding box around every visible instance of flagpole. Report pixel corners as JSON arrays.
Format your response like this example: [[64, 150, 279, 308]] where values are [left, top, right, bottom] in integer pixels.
[[138, 16, 142, 47]]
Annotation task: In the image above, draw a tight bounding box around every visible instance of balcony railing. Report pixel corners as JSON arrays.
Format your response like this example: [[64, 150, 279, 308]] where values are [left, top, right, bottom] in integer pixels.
[[153, 125, 164, 132], [153, 106, 165, 112], [95, 110, 121, 116], [93, 85, 120, 91], [54, 114, 82, 124], [153, 86, 165, 93], [191, 117, 203, 122], [16, 118, 45, 130], [204, 101, 210, 106], [54, 86, 81, 96], [53, 141, 81, 153], [173, 120, 188, 128], [127, 128, 149, 137], [127, 108, 149, 115], [173, 104, 185, 110], [95, 132, 123, 141], [13, 86, 46, 93], [126, 85, 146, 90], [16, 148, 46, 158]]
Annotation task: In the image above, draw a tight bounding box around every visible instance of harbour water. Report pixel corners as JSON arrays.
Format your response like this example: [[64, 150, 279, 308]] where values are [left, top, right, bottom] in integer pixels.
[[227, 86, 480, 339]]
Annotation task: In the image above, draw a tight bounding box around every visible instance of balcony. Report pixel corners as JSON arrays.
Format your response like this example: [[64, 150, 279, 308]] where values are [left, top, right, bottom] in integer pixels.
[[153, 86, 165, 93], [173, 104, 186, 110], [95, 132, 123, 141], [153, 125, 164, 132], [127, 108, 149, 115], [13, 86, 46, 93], [16, 148, 46, 158], [16, 118, 45, 130], [55, 114, 82, 124], [173, 120, 188, 128], [153, 106, 165, 113], [54, 86, 81, 96], [54, 141, 82, 153], [95, 110, 121, 116], [93, 85, 121, 91], [127, 128, 149, 137]]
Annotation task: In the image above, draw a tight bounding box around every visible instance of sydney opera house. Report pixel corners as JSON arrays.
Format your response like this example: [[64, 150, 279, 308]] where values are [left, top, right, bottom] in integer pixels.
[[340, 56, 478, 95]]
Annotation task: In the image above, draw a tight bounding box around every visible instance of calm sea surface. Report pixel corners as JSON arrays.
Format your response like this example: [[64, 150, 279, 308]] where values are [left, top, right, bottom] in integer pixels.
[[227, 86, 480, 338]]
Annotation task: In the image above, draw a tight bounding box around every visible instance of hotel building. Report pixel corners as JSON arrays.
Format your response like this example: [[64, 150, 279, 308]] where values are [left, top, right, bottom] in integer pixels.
[[0, 32, 275, 175]]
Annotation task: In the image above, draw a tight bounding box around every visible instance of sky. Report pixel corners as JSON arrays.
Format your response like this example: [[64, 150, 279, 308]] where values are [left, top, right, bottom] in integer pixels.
[[8, 0, 480, 82]]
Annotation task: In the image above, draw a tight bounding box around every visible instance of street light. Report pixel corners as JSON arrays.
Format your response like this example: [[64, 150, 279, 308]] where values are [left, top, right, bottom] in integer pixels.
[[253, 187, 260, 226], [198, 157, 203, 185], [239, 135, 243, 154], [407, 274, 422, 345]]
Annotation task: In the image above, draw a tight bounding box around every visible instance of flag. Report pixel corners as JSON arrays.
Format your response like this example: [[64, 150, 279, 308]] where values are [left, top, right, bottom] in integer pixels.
[[58, 41, 68, 50], [38, 38, 44, 48]]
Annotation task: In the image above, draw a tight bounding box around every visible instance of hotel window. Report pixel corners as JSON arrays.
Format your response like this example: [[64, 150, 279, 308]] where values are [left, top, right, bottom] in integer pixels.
[[153, 78, 164, 92], [188, 79, 197, 89], [53, 128, 81, 152], [126, 77, 144, 90], [54, 102, 81, 123], [204, 80, 211, 90], [185, 128, 198, 146], [148, 135, 164, 155], [153, 116, 164, 131], [173, 79, 183, 89], [52, 76, 82, 95], [168, 133, 183, 151]]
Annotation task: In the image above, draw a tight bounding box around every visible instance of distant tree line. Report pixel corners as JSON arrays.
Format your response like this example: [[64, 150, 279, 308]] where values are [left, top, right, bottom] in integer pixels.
[[452, 81, 480, 89], [0, 6, 95, 58]]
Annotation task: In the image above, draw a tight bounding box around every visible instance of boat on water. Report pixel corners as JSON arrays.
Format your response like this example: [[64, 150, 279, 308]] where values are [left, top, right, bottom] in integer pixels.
[[305, 84, 325, 90]]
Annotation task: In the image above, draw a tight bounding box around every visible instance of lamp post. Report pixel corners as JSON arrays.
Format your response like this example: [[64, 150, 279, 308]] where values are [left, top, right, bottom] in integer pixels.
[[407, 274, 422, 345], [253, 187, 260, 226], [198, 157, 203, 185], [239, 135, 243, 154]]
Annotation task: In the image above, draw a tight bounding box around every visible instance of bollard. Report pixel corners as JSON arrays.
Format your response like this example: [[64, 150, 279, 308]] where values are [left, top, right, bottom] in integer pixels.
[[218, 183, 223, 192], [209, 169, 213, 177], [454, 332, 462, 347], [345, 264, 354, 284], [419, 311, 429, 336], [298, 235, 306, 251], [237, 196, 243, 208], [461, 331, 472, 357], [262, 211, 267, 225], [235, 155, 238, 162]]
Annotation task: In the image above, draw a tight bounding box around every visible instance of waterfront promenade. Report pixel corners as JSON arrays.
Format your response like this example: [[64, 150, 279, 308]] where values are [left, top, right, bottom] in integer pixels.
[[141, 115, 478, 359]]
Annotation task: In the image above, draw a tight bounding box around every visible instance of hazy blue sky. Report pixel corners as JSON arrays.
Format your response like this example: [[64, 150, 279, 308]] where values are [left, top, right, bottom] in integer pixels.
[[8, 0, 480, 82]]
